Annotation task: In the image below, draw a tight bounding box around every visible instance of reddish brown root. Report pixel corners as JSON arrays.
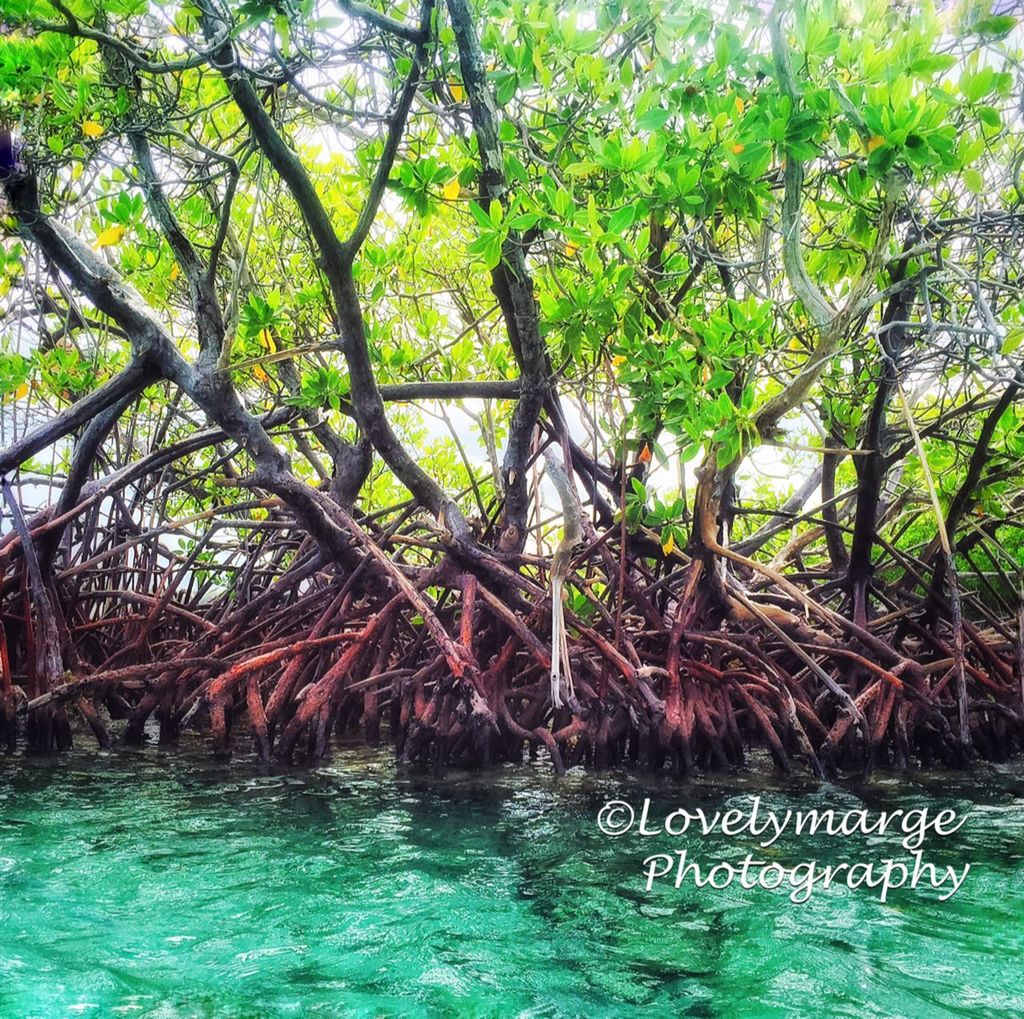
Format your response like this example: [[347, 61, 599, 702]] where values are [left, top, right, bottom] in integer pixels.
[[1, 499, 1020, 776]]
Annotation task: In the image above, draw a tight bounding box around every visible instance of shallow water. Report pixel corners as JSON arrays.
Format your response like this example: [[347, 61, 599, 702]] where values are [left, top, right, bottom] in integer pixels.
[[1, 744, 1022, 1018]]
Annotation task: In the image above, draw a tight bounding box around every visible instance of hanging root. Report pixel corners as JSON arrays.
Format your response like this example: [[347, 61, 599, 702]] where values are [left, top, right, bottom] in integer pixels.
[[0, 482, 1021, 776]]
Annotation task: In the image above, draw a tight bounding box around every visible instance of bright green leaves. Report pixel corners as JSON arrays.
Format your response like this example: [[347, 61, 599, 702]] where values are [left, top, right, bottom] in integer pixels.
[[635, 108, 672, 133], [394, 156, 465, 219], [607, 204, 638, 236], [859, 91, 959, 177], [907, 54, 958, 78], [587, 133, 663, 176], [0, 242, 24, 302], [235, 0, 296, 35], [791, 1, 842, 63], [293, 366, 349, 413], [1002, 327, 1024, 358], [959, 65, 1000, 103], [86, 189, 147, 271], [970, 13, 1018, 38], [98, 190, 144, 231], [0, 335, 124, 409], [957, 62, 1013, 146], [761, 0, 1015, 202], [769, 95, 821, 162], [963, 168, 985, 195], [104, 0, 150, 15], [0, 351, 31, 398], [611, 293, 774, 473], [623, 477, 649, 531], [37, 346, 100, 402], [623, 479, 686, 553], [0, 18, 98, 163], [240, 292, 284, 346], [475, 0, 605, 105], [467, 198, 506, 271]]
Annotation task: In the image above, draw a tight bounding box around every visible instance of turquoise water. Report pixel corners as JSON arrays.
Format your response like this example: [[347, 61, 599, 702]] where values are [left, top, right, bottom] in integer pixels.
[[1, 745, 1022, 1018]]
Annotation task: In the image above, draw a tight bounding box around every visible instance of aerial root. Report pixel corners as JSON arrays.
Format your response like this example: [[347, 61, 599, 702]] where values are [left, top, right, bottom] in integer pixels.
[[2, 522, 1021, 773]]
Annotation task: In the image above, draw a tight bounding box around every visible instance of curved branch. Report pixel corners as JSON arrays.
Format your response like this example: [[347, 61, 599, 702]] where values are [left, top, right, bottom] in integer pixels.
[[199, 0, 472, 541], [337, 0, 429, 44], [446, 0, 549, 551], [769, 3, 834, 330], [0, 362, 158, 479], [35, 0, 232, 74]]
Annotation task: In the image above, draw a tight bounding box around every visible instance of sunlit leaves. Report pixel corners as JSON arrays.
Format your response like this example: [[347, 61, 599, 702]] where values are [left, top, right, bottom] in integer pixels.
[[0, 352, 31, 398], [36, 346, 98, 402], [971, 14, 1018, 38], [0, 0, 1019, 548], [394, 156, 461, 218], [293, 366, 349, 413], [1002, 328, 1024, 358], [467, 198, 506, 270], [93, 225, 125, 248]]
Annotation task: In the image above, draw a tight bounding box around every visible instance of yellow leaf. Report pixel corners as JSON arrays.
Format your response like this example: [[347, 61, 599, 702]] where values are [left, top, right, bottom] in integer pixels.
[[730, 142, 745, 154], [258, 328, 277, 353], [82, 120, 104, 139], [565, 241, 579, 256], [442, 179, 461, 201], [661, 532, 676, 556], [611, 354, 626, 367], [253, 364, 270, 383], [169, 263, 181, 281], [866, 134, 885, 152], [733, 96, 744, 116], [14, 383, 29, 401], [94, 225, 125, 248], [449, 80, 466, 102]]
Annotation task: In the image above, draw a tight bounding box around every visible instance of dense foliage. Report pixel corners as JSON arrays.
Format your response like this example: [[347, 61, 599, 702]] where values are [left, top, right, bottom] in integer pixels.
[[0, 0, 1022, 772]]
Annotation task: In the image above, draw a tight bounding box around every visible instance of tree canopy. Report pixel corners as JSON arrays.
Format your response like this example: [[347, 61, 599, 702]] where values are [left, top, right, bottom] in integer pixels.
[[0, 0, 1022, 772]]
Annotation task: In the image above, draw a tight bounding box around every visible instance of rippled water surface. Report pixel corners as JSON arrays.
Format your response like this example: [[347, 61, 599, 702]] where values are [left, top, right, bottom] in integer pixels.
[[1, 744, 1023, 1017]]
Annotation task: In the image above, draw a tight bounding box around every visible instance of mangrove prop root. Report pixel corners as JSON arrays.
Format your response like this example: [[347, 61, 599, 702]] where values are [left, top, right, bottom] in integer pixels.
[[1, 491, 1021, 775]]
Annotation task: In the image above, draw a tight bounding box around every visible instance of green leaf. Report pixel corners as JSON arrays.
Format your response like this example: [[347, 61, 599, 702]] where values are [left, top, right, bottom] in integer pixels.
[[274, 14, 291, 55], [469, 201, 492, 229], [636, 108, 671, 131], [960, 67, 995, 103], [716, 441, 737, 469], [909, 54, 958, 76], [608, 204, 637, 235], [973, 15, 1017, 36], [977, 106, 1001, 129], [1002, 327, 1024, 357]]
